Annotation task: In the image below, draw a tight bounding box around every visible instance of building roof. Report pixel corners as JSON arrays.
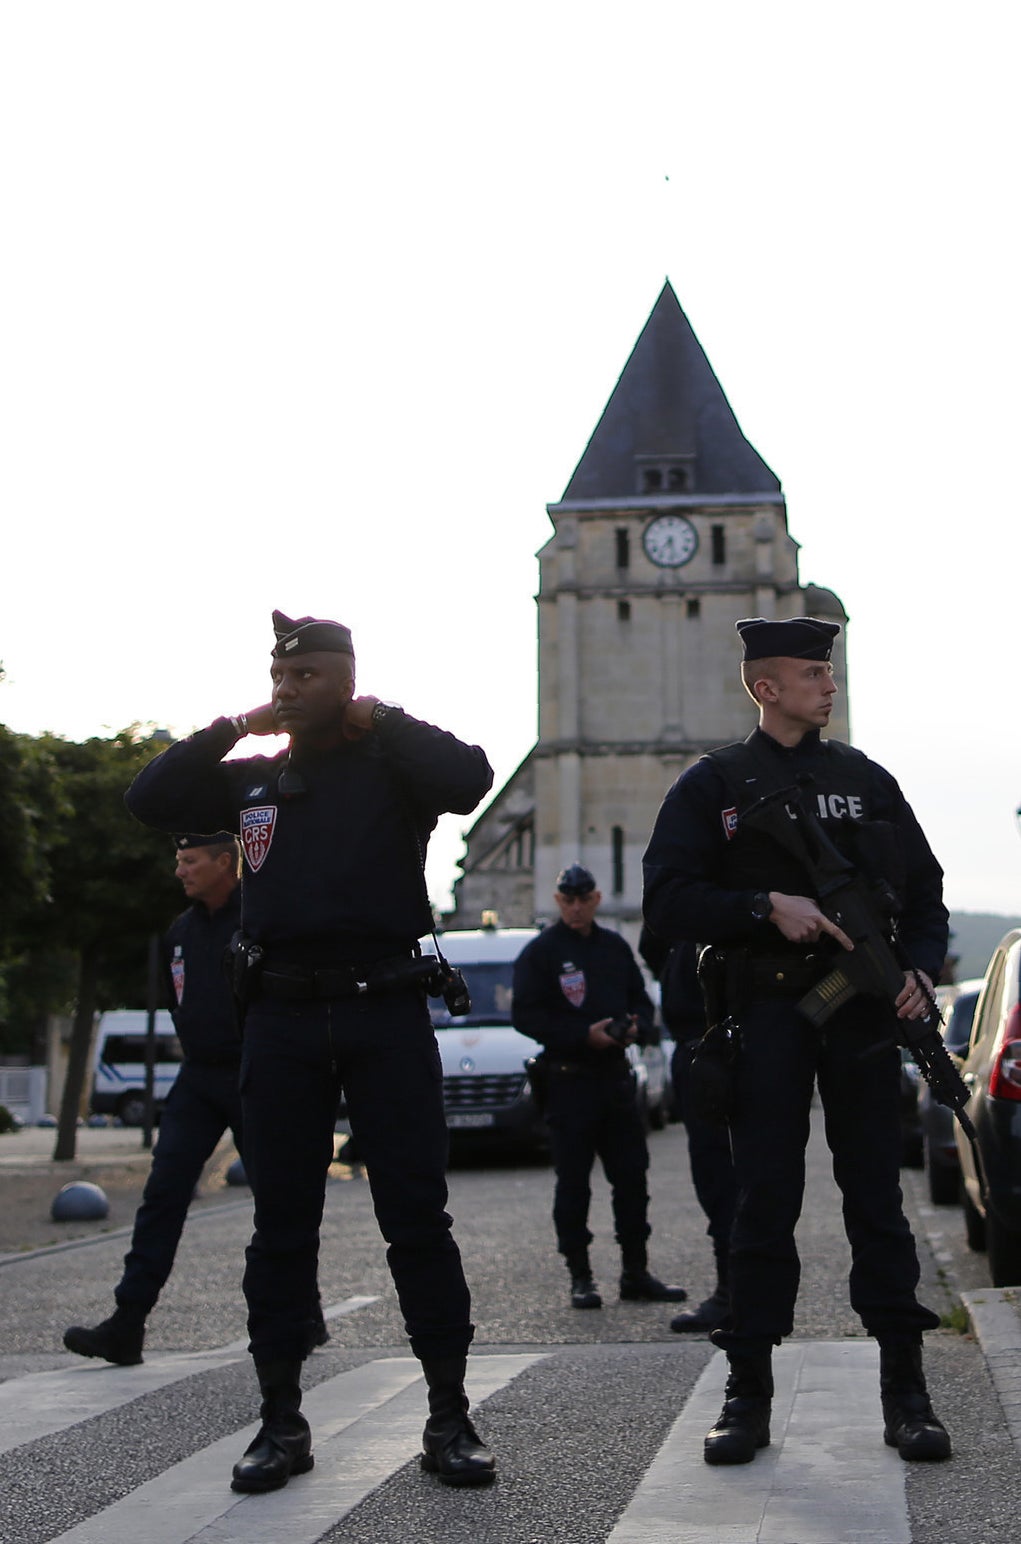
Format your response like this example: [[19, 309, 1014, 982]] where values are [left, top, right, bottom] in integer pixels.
[[561, 279, 781, 501]]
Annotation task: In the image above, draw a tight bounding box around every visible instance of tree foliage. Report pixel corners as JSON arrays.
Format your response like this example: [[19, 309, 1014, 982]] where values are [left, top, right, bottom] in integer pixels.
[[0, 717, 185, 1158]]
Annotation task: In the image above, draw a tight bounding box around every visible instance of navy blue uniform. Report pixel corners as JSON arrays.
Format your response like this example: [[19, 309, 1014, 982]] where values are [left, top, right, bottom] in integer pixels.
[[126, 711, 493, 1365], [512, 920, 656, 1261], [643, 727, 948, 1347], [117, 883, 244, 1314]]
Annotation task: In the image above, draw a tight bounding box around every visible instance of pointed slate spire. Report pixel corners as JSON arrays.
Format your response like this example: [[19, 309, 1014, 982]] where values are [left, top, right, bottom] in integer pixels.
[[561, 280, 780, 500]]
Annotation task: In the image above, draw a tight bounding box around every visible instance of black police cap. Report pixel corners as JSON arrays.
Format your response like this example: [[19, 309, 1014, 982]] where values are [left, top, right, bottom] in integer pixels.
[[271, 610, 355, 660], [174, 832, 237, 850], [736, 616, 840, 662], [556, 863, 598, 896]]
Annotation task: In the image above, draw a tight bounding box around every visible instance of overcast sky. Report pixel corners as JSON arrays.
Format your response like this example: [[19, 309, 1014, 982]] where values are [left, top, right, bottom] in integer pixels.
[[2, 3, 1019, 916]]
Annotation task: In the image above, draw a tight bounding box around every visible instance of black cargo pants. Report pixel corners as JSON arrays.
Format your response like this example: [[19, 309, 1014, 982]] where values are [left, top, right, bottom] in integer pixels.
[[239, 985, 473, 1365]]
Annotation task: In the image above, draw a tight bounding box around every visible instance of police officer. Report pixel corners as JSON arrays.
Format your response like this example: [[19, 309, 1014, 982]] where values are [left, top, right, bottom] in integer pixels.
[[643, 617, 951, 1467], [638, 929, 737, 1333], [512, 864, 687, 1311], [124, 611, 496, 1494], [63, 833, 269, 1363]]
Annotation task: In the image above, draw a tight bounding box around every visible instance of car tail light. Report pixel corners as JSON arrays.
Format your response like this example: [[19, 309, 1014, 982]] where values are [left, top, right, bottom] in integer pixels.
[[988, 1003, 1021, 1101]]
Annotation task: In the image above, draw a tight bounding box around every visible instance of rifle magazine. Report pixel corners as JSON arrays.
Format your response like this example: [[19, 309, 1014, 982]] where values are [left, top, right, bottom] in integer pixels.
[[798, 967, 857, 1027]]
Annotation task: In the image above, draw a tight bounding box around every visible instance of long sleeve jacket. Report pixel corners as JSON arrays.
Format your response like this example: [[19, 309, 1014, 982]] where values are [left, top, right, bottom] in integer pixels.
[[643, 728, 948, 983], [126, 712, 493, 960]]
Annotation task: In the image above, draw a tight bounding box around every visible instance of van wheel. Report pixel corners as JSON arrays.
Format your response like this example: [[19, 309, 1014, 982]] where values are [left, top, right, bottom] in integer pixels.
[[117, 1092, 147, 1127]]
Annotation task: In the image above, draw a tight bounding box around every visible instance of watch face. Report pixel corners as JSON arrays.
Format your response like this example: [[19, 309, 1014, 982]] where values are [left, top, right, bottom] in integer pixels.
[[642, 514, 698, 568]]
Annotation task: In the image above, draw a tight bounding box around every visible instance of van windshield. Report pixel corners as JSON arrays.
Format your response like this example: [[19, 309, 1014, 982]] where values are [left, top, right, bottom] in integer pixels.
[[99, 1034, 184, 1065], [428, 963, 515, 1028]]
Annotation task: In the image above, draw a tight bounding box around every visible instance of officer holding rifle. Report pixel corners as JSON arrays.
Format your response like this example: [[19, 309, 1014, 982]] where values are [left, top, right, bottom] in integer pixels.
[[125, 611, 497, 1495], [643, 617, 952, 1468]]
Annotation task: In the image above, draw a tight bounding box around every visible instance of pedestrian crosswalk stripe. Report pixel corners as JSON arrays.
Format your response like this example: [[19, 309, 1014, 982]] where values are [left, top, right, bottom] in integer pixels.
[[0, 1296, 379, 1456], [44, 1353, 544, 1544], [607, 1341, 910, 1544]]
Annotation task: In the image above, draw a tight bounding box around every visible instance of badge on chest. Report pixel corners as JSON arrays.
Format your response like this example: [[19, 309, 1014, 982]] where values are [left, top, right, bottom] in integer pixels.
[[241, 805, 277, 872], [559, 963, 586, 1007]]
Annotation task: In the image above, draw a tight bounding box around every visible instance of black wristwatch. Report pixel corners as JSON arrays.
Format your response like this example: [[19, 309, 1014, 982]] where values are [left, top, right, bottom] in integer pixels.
[[370, 700, 403, 728], [750, 891, 772, 923]]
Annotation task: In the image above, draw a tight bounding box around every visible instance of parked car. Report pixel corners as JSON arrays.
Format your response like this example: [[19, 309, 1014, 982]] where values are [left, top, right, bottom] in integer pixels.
[[920, 980, 983, 1203], [954, 931, 1021, 1286], [89, 1009, 182, 1126]]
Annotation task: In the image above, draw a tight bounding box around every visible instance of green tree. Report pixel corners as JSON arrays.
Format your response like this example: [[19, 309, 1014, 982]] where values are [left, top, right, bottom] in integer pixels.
[[0, 682, 69, 1032], [17, 730, 183, 1160]]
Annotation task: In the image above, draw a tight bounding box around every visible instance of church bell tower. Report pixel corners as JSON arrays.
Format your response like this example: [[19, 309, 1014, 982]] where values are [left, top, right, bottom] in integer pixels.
[[447, 280, 847, 939]]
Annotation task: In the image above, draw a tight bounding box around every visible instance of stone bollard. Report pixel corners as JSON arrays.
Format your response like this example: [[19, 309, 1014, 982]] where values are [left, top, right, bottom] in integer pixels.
[[50, 1181, 110, 1222]]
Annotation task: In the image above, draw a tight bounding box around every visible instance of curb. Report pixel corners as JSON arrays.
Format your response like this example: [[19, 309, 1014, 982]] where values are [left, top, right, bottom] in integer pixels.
[[961, 1287, 1021, 1460]]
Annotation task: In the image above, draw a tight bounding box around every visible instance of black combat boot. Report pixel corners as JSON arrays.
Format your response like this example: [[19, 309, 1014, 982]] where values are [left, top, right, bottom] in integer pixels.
[[619, 1247, 687, 1303], [879, 1337, 952, 1461], [63, 1303, 146, 1366], [420, 1356, 496, 1486], [565, 1252, 602, 1309], [671, 1283, 729, 1333], [704, 1347, 773, 1465], [230, 1359, 314, 1493]]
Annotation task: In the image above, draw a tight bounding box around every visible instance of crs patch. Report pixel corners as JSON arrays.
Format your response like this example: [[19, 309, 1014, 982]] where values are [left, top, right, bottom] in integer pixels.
[[240, 805, 277, 872], [170, 946, 185, 1005], [559, 964, 586, 1008], [721, 807, 738, 841]]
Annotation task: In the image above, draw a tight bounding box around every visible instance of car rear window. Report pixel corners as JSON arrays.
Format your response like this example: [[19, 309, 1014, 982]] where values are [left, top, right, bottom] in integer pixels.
[[944, 992, 979, 1055]]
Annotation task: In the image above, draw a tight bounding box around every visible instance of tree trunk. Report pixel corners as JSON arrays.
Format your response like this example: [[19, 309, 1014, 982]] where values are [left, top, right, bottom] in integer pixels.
[[52, 947, 100, 1162]]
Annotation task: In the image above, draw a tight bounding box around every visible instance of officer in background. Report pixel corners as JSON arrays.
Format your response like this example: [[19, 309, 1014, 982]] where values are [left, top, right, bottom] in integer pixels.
[[512, 864, 687, 1311], [638, 929, 737, 1333], [125, 611, 496, 1494], [63, 834, 308, 1363], [643, 617, 951, 1467]]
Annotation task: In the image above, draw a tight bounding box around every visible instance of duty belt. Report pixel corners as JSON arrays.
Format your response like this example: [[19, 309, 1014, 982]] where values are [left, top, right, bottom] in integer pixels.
[[744, 951, 832, 997], [257, 954, 437, 1002]]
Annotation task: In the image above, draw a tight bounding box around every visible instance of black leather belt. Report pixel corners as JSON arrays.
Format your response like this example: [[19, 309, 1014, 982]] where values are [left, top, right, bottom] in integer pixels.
[[257, 954, 435, 1002]]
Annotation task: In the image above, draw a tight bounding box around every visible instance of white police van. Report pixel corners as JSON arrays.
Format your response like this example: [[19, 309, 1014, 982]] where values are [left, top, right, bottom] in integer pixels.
[[422, 926, 548, 1151], [90, 1009, 183, 1126], [419, 924, 671, 1150]]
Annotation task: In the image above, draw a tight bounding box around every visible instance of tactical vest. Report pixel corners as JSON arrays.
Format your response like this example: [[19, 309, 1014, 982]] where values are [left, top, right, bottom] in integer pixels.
[[706, 737, 886, 899]]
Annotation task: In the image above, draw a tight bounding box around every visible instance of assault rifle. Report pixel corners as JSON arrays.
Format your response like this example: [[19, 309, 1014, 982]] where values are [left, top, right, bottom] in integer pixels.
[[740, 783, 976, 1144]]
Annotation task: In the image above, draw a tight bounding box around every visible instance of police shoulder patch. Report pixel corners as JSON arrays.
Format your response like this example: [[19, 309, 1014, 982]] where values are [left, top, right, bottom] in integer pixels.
[[721, 807, 738, 840], [240, 805, 277, 872], [559, 965, 586, 1008]]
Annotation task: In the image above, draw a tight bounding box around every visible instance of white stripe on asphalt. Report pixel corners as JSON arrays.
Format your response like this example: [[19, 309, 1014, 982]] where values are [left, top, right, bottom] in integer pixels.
[[0, 1297, 378, 1455], [46, 1353, 544, 1544], [608, 1341, 910, 1544]]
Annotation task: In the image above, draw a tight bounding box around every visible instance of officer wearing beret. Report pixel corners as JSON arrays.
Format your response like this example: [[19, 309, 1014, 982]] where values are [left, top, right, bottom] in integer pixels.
[[125, 612, 496, 1493], [63, 833, 292, 1363], [643, 617, 951, 1467], [512, 863, 687, 1311]]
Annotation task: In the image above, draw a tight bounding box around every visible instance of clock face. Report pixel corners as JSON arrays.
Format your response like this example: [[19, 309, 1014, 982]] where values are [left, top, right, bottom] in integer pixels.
[[642, 514, 698, 568]]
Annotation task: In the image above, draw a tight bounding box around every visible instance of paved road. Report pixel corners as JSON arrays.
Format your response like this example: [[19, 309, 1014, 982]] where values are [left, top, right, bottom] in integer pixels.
[[1, 1114, 1019, 1543]]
